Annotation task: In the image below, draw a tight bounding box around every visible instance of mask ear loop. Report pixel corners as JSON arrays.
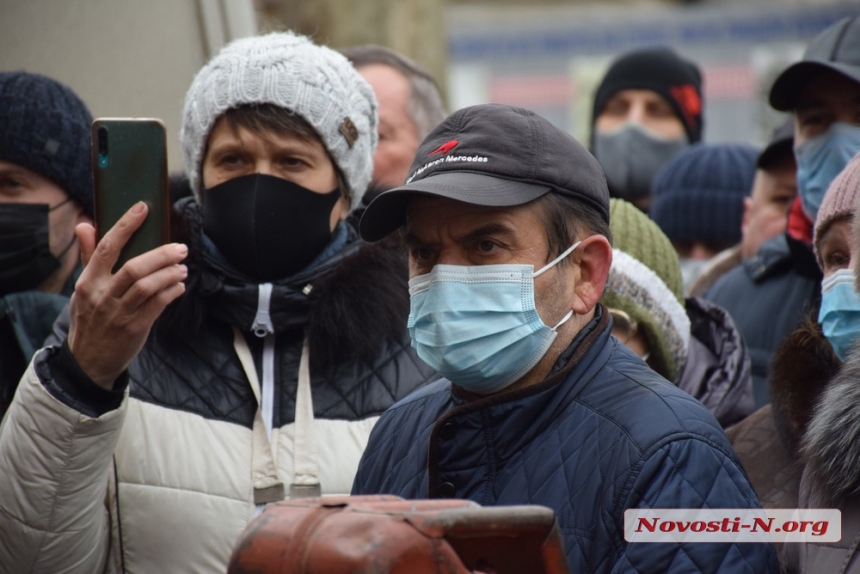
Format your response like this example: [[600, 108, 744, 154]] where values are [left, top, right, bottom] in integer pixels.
[[533, 240, 583, 278], [534, 240, 583, 332], [48, 197, 74, 212], [551, 310, 574, 331]]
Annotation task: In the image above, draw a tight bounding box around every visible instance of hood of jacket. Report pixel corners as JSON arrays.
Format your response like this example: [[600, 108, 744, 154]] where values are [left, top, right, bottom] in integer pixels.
[[676, 296, 754, 427], [801, 332, 860, 505], [158, 197, 412, 367]]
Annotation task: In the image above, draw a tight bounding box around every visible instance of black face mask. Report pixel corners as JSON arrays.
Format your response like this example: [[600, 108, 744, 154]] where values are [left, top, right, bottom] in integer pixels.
[[202, 174, 342, 282], [0, 202, 72, 296]]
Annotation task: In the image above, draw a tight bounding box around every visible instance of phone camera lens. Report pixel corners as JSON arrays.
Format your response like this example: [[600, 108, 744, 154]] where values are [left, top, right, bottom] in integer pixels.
[[97, 126, 109, 168]]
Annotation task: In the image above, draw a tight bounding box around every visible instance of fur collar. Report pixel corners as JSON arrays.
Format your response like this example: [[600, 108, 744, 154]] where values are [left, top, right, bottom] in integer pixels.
[[769, 316, 839, 459], [801, 335, 860, 503]]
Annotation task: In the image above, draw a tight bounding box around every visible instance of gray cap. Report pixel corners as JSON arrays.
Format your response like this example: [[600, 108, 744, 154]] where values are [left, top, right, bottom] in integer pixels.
[[359, 103, 609, 242], [770, 16, 860, 112]]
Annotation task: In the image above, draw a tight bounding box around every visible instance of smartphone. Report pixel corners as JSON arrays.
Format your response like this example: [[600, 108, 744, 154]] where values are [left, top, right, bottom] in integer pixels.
[[92, 118, 171, 271]]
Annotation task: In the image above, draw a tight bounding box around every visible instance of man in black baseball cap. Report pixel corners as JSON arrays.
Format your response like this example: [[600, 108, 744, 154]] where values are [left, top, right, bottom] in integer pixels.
[[353, 103, 777, 573], [703, 16, 860, 406], [770, 15, 860, 229]]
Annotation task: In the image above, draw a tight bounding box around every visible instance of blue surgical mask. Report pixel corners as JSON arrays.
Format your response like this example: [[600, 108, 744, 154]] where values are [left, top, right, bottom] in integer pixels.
[[795, 122, 860, 222], [407, 242, 581, 394], [818, 268, 860, 361]]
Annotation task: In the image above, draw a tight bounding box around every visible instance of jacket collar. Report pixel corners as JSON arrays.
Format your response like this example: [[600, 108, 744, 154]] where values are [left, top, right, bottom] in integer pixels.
[[157, 198, 412, 365], [426, 307, 612, 493]]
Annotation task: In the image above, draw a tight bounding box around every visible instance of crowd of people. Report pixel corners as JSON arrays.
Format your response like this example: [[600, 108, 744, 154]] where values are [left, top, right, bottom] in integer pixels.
[[1, 13, 860, 574]]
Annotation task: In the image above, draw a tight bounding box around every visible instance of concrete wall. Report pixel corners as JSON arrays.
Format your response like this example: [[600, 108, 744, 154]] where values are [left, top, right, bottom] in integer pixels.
[[0, 0, 257, 171]]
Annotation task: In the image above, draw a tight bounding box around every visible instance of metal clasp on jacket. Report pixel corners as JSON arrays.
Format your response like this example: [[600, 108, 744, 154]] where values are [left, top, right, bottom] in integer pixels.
[[289, 482, 322, 498]]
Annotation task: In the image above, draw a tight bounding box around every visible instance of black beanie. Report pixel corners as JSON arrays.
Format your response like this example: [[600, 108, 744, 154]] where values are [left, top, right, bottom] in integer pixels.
[[0, 71, 94, 216], [592, 47, 704, 144]]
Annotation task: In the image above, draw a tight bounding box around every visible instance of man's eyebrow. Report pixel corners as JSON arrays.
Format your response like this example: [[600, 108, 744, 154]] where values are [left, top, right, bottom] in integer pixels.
[[402, 230, 428, 247], [458, 222, 517, 244], [402, 222, 516, 247], [0, 166, 30, 179], [794, 98, 826, 113]]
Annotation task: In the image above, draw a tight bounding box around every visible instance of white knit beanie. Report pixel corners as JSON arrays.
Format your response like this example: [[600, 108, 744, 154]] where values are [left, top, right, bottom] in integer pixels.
[[180, 31, 378, 210]]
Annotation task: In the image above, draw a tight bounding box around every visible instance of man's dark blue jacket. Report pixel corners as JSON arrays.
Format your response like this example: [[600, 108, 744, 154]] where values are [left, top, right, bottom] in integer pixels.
[[352, 308, 778, 573]]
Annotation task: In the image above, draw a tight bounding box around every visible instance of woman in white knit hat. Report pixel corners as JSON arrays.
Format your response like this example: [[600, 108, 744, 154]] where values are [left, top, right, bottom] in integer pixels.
[[0, 32, 436, 572]]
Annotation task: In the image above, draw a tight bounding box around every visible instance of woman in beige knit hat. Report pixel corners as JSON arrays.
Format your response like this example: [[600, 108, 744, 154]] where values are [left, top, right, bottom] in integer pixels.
[[726, 151, 860, 567], [778, 151, 860, 573]]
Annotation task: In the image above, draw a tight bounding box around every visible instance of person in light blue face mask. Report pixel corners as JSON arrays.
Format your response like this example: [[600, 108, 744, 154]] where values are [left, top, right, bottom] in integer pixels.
[[796, 122, 860, 223], [769, 15, 860, 229], [813, 152, 860, 360], [767, 133, 860, 574], [702, 15, 860, 408], [353, 103, 778, 573], [719, 145, 859, 543]]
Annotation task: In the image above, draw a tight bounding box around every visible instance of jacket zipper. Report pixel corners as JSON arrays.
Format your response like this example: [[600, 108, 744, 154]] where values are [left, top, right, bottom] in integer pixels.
[[252, 283, 275, 440]]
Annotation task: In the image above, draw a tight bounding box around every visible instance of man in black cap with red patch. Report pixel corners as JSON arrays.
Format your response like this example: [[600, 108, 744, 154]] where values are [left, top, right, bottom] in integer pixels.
[[352, 103, 777, 573], [590, 47, 703, 212]]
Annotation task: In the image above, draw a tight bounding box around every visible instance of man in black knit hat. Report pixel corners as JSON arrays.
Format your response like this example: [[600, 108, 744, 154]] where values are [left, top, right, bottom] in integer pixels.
[[590, 47, 703, 212], [0, 71, 94, 418]]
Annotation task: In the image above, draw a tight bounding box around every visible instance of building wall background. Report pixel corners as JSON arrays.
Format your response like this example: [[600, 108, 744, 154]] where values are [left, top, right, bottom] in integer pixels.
[[0, 0, 257, 171], [1, 0, 856, 172]]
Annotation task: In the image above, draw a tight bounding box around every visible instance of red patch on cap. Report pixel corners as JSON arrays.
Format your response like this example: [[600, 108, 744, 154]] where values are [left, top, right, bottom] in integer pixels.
[[669, 84, 702, 129], [430, 140, 459, 156]]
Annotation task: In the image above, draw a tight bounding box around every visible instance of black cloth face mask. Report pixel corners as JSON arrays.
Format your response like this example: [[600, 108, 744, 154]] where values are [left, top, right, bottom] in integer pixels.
[[202, 173, 342, 282], [0, 202, 70, 296]]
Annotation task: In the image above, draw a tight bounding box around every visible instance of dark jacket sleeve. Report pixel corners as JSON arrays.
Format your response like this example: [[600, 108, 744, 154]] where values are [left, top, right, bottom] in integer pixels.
[[616, 438, 780, 573]]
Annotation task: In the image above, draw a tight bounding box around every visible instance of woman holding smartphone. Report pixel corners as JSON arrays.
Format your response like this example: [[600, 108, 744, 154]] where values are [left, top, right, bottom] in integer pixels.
[[0, 32, 436, 572]]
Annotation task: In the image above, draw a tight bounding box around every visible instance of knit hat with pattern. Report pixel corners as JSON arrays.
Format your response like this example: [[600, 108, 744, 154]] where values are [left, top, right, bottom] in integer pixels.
[[814, 151, 860, 268], [180, 32, 378, 210], [0, 71, 94, 216], [650, 143, 757, 245], [601, 198, 690, 381]]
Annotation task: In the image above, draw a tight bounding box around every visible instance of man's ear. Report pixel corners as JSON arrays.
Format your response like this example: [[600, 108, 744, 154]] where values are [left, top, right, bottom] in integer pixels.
[[572, 234, 612, 315]]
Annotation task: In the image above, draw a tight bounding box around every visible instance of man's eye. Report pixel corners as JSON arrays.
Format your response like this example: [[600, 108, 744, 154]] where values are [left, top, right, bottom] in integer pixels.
[[799, 113, 824, 127], [648, 104, 674, 118], [825, 251, 850, 269], [0, 177, 22, 190], [477, 240, 497, 253], [411, 247, 433, 262], [603, 101, 628, 116], [218, 154, 243, 166]]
